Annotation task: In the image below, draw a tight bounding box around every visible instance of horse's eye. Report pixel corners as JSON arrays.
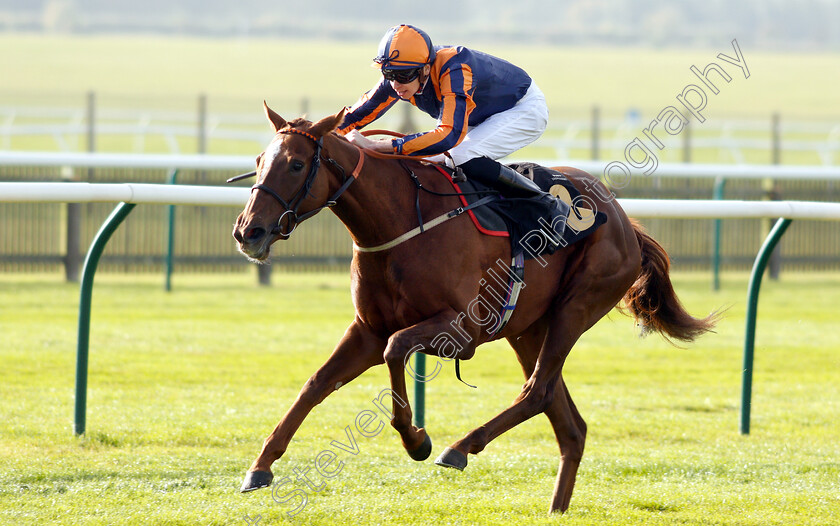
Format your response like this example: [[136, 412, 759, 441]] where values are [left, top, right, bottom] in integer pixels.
[[291, 160, 305, 172]]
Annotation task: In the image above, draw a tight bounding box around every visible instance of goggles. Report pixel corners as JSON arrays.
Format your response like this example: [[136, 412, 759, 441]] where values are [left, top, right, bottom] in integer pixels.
[[382, 67, 422, 84]]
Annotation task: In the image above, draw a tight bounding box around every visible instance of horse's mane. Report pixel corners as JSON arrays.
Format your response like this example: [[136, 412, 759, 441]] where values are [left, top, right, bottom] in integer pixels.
[[281, 117, 347, 143], [285, 117, 310, 129]]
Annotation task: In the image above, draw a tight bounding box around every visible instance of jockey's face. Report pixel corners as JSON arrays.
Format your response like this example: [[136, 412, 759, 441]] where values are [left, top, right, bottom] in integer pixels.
[[389, 65, 430, 101], [390, 78, 420, 100]]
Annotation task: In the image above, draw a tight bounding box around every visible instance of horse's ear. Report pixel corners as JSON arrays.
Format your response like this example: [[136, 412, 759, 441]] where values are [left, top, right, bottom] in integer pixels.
[[263, 101, 287, 132], [309, 108, 347, 139]]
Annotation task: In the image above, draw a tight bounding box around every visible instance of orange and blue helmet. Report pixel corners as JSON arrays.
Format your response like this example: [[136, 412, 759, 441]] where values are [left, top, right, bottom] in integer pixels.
[[373, 24, 436, 70]]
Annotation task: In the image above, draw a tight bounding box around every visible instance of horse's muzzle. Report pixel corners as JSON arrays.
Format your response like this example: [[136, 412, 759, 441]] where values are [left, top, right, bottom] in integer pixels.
[[233, 215, 273, 262]]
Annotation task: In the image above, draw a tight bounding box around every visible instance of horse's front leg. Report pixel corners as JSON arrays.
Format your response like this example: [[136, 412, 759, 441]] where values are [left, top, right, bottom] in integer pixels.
[[382, 311, 473, 462], [240, 319, 385, 492]]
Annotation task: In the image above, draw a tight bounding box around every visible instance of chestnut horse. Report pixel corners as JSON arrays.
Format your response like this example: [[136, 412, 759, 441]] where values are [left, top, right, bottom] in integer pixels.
[[232, 103, 716, 513]]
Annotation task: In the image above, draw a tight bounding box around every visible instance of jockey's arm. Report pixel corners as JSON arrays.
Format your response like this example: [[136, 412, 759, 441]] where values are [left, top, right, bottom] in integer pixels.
[[338, 80, 399, 137], [344, 130, 394, 153]]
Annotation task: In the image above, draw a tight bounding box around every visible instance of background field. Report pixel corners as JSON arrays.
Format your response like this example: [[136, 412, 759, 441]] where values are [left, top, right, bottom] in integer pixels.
[[3, 34, 839, 117], [1, 271, 838, 525], [2, 34, 840, 165]]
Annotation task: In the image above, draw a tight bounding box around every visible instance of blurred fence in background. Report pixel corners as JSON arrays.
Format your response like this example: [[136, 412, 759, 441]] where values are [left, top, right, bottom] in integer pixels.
[[1, 91, 838, 275], [3, 91, 840, 164], [0, 166, 354, 275]]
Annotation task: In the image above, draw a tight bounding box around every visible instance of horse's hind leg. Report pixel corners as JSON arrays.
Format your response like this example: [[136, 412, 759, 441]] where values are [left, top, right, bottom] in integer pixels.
[[548, 380, 587, 512], [508, 323, 586, 513], [435, 301, 600, 510], [240, 320, 385, 492], [435, 313, 579, 463]]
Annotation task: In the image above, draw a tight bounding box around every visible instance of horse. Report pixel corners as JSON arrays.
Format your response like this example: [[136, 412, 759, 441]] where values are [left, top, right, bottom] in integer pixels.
[[231, 102, 717, 513]]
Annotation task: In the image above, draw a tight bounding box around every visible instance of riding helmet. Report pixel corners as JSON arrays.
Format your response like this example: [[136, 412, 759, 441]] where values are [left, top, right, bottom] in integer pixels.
[[373, 24, 436, 70]]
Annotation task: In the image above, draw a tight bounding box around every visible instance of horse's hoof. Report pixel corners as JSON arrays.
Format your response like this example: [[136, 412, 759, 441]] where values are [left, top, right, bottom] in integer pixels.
[[240, 470, 273, 492], [435, 447, 468, 471], [407, 432, 433, 461]]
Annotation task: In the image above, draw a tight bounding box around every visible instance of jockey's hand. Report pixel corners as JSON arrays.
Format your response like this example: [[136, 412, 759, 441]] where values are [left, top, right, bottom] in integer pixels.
[[346, 130, 394, 153]]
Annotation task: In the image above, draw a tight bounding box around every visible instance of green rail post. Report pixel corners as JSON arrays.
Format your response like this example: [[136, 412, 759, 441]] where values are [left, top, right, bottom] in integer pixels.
[[165, 169, 179, 292], [712, 177, 727, 291], [740, 217, 792, 435], [75, 202, 137, 436], [413, 353, 425, 429]]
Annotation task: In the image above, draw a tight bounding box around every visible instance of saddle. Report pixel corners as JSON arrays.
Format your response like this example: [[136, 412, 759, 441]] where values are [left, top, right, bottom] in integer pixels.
[[436, 162, 608, 260]]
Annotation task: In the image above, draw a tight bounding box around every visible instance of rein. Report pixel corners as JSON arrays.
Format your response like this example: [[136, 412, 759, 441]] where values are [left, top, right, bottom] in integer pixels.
[[229, 127, 494, 248]]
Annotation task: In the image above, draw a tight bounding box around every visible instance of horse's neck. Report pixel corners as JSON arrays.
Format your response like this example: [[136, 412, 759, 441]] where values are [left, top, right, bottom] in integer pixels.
[[328, 141, 420, 248]]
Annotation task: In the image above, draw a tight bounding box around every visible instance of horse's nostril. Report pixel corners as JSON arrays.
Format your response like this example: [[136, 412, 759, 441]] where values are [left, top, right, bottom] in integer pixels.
[[245, 227, 266, 242]]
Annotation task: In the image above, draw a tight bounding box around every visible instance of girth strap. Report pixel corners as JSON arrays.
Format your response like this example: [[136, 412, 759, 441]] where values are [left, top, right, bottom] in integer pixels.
[[454, 253, 526, 389], [490, 253, 526, 336]]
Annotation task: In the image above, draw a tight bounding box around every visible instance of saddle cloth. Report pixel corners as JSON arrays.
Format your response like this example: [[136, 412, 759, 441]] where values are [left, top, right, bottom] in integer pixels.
[[436, 162, 608, 260]]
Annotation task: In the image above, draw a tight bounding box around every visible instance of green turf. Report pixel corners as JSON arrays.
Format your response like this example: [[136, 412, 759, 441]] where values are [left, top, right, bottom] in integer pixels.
[[0, 270, 838, 525]]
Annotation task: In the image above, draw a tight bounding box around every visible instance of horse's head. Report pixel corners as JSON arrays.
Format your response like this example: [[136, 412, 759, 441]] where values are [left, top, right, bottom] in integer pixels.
[[233, 102, 348, 263]]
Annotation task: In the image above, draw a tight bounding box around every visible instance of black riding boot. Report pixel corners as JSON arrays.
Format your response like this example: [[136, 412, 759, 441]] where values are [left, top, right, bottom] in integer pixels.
[[496, 163, 548, 198], [459, 156, 569, 248], [459, 156, 567, 214]]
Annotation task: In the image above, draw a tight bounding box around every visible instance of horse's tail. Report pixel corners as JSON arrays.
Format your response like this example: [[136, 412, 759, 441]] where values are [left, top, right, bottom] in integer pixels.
[[622, 221, 719, 343]]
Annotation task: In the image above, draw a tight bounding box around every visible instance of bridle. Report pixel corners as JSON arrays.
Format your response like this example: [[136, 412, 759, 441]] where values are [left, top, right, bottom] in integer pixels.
[[228, 128, 365, 239]]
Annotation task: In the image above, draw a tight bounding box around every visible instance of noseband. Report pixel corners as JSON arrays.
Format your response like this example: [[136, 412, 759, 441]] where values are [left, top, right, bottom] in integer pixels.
[[229, 128, 364, 239]]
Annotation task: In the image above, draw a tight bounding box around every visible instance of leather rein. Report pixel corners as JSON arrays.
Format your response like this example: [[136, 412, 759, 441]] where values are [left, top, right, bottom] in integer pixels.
[[227, 128, 365, 239]]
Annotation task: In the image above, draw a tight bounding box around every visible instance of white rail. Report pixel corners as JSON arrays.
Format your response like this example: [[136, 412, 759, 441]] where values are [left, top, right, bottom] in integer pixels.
[[0, 182, 250, 206], [527, 159, 840, 180], [0, 151, 251, 170], [2, 182, 840, 221], [1, 151, 840, 181]]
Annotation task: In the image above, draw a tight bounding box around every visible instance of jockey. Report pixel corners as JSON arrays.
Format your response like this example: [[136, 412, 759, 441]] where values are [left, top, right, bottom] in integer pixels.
[[338, 24, 565, 214]]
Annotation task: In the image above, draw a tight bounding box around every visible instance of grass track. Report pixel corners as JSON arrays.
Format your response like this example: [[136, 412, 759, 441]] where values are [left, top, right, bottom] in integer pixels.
[[0, 271, 838, 525]]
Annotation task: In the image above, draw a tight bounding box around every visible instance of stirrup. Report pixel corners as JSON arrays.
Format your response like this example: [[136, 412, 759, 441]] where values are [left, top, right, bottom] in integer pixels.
[[451, 167, 467, 183]]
